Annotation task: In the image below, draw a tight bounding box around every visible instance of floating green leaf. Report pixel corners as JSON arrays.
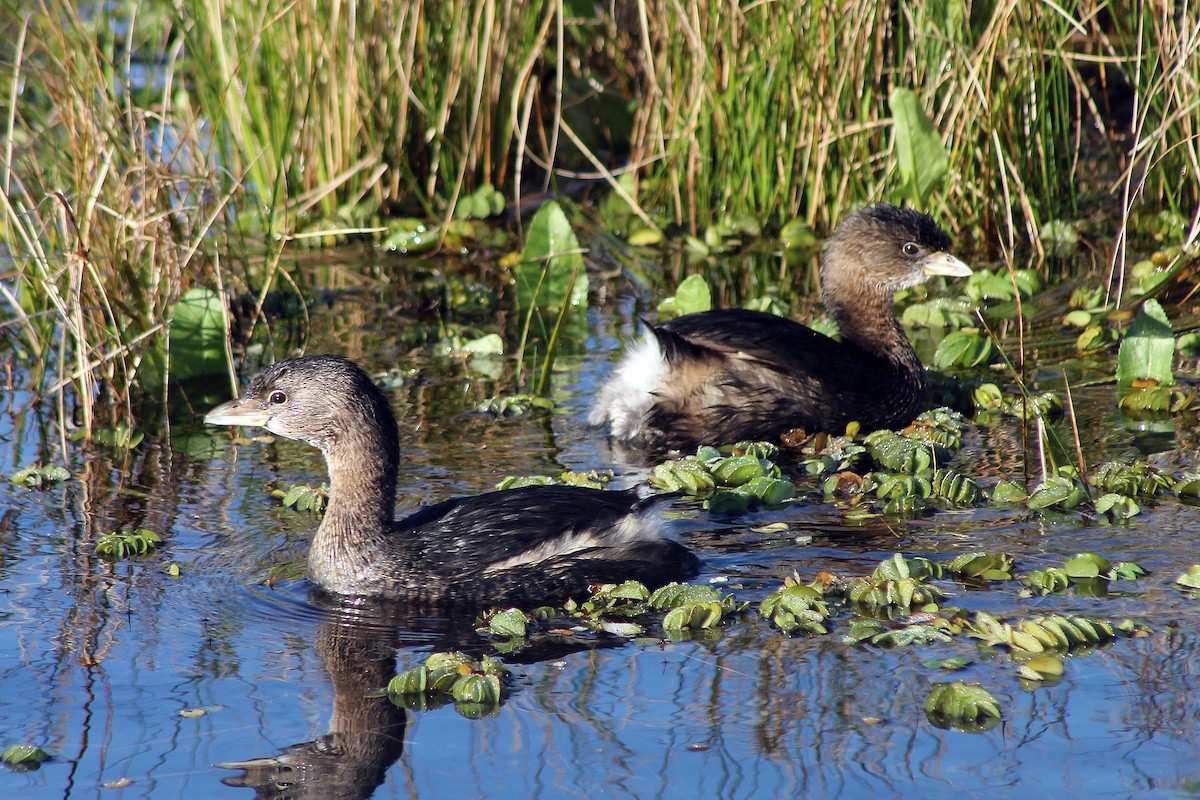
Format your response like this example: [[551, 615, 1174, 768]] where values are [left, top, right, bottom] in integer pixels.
[[1027, 476, 1085, 510], [2, 744, 49, 771], [95, 528, 163, 559], [1094, 493, 1140, 520], [1064, 553, 1110, 579], [485, 608, 530, 639], [10, 464, 71, 488], [1018, 654, 1065, 681], [947, 552, 1013, 581], [1176, 565, 1200, 590], [934, 330, 994, 369], [924, 681, 1001, 731], [759, 584, 831, 634]]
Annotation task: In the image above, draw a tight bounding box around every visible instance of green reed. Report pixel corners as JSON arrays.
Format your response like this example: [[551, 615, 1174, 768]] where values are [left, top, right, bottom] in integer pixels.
[[627, 0, 1197, 259], [1, 1, 230, 436], [179, 0, 558, 231], [3, 0, 1199, 432]]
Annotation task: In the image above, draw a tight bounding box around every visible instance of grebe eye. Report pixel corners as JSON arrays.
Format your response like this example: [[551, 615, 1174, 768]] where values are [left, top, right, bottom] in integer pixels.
[[902, 242, 920, 256], [268, 390, 287, 405]]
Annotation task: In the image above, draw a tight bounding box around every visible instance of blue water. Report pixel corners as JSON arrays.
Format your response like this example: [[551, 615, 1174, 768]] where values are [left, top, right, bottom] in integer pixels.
[[2, 295, 1200, 799]]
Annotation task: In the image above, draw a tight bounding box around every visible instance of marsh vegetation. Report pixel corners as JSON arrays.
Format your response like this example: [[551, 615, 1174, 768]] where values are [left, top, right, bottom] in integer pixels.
[[3, 1, 1200, 797]]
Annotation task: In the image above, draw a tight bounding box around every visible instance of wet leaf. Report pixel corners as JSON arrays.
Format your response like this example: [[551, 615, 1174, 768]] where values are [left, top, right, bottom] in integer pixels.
[[1111, 562, 1147, 581], [930, 469, 982, 505], [1020, 568, 1069, 596], [1019, 654, 1065, 681], [1175, 565, 1200, 590], [1116, 298, 1174, 386], [759, 584, 830, 634], [657, 273, 712, 319], [10, 464, 71, 488], [933, 330, 994, 369], [924, 681, 1002, 731], [627, 226, 664, 247], [598, 621, 644, 637], [990, 480, 1028, 504], [779, 218, 817, 250], [486, 608, 530, 638], [705, 490, 752, 514], [1027, 476, 1084, 510], [923, 656, 973, 670], [947, 552, 1013, 581], [1064, 553, 1110, 579], [1, 744, 49, 772], [1094, 493, 1140, 520], [648, 583, 723, 609]]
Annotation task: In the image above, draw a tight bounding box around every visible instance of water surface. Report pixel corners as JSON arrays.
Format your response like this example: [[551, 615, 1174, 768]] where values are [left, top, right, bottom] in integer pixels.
[[2, 257, 1200, 799]]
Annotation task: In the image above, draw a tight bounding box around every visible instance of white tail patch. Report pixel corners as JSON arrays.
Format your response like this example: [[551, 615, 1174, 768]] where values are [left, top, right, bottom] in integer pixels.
[[588, 336, 667, 442], [481, 506, 670, 574]]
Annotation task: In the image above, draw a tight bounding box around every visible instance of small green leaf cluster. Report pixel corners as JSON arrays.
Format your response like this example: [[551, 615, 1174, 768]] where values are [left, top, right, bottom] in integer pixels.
[[95, 528, 163, 559], [70, 423, 144, 450], [825, 411, 978, 515], [648, 583, 743, 633], [454, 183, 505, 220], [1, 744, 50, 771], [1119, 384, 1195, 417], [1096, 457, 1174, 497], [477, 393, 555, 417], [846, 618, 954, 647], [387, 652, 511, 718], [1025, 475, 1087, 510], [968, 611, 1116, 654], [962, 268, 1042, 303], [438, 332, 505, 359], [10, 464, 70, 488], [759, 582, 831, 635], [842, 557, 946, 616], [498, 581, 744, 649], [973, 383, 1064, 419], [650, 443, 796, 511], [924, 681, 1002, 731], [271, 484, 328, 515], [496, 470, 613, 491], [934, 330, 995, 369], [789, 431, 869, 477], [682, 213, 762, 259], [1021, 553, 1145, 597], [901, 296, 976, 329]]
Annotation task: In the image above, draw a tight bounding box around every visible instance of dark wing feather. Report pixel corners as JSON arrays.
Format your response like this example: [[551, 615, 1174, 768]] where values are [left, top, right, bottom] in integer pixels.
[[645, 309, 910, 446], [394, 485, 679, 574]]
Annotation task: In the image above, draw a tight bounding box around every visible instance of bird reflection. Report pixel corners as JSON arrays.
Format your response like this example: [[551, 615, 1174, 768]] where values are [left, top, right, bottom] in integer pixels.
[[218, 597, 407, 800]]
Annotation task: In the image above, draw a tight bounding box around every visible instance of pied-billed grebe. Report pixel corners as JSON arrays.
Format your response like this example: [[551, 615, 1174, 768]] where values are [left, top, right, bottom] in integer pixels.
[[589, 203, 972, 451], [206, 355, 700, 605]]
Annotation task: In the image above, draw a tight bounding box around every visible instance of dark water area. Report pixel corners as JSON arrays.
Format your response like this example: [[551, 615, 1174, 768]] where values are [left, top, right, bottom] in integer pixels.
[[3, 251, 1200, 799]]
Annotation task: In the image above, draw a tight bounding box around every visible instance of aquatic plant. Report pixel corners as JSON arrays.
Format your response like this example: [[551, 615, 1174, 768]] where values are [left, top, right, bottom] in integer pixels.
[[271, 484, 329, 515], [924, 682, 1001, 732], [388, 651, 511, 719], [1, 744, 50, 772], [9, 464, 70, 489], [2, 1, 236, 436], [95, 528, 163, 559]]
